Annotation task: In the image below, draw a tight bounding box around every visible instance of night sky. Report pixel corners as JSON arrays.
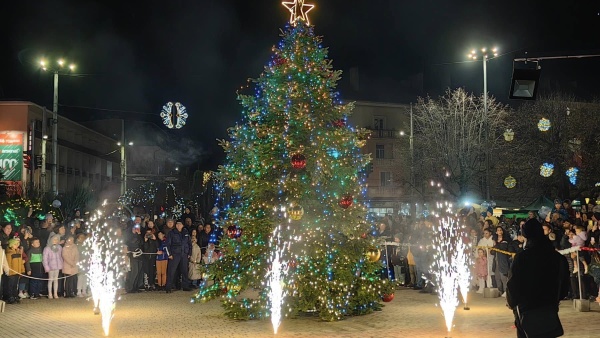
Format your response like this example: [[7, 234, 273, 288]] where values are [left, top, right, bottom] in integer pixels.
[[1, 0, 599, 169]]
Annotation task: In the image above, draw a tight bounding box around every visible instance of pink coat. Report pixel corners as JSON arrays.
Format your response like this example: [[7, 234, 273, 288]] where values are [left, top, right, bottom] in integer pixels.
[[61, 243, 79, 275], [475, 256, 488, 278], [43, 245, 63, 272]]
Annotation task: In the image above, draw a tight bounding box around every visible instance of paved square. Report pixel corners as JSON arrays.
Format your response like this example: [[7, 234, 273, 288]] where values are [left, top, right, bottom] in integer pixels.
[[1, 288, 599, 337]]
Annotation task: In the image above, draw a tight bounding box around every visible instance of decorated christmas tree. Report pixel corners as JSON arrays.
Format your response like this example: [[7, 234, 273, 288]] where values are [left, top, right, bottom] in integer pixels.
[[193, 0, 392, 321]]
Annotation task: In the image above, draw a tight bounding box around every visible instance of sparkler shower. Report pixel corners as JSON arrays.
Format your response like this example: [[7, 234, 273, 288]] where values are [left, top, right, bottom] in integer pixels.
[[267, 224, 290, 334], [82, 202, 128, 336], [430, 217, 461, 335], [454, 226, 471, 310]]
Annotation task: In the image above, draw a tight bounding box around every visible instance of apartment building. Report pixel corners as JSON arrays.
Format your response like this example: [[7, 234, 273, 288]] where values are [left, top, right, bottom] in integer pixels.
[[349, 101, 413, 216], [0, 101, 121, 198]]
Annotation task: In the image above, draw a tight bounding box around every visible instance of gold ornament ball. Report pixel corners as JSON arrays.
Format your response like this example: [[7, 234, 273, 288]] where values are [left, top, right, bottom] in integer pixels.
[[228, 180, 241, 190], [366, 247, 381, 262], [504, 175, 517, 189], [289, 204, 304, 220]]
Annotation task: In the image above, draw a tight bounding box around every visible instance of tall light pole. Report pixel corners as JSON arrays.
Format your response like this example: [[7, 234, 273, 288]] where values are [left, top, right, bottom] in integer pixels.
[[40, 58, 76, 196], [467, 47, 498, 200], [118, 140, 134, 195]]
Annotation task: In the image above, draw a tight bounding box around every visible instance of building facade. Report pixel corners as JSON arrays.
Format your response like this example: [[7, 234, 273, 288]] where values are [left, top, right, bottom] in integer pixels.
[[0, 101, 121, 199], [349, 101, 413, 216]]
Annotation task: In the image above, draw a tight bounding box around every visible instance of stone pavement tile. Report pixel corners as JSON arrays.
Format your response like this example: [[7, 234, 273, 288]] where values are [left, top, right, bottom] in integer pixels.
[[1, 288, 600, 337]]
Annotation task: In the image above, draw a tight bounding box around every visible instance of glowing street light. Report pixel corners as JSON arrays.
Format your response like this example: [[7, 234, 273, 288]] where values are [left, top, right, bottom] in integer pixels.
[[38, 56, 77, 197], [466, 46, 499, 200]]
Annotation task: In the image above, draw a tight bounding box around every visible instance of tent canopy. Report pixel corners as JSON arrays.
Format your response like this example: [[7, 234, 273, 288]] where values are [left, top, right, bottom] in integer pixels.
[[521, 195, 554, 211]]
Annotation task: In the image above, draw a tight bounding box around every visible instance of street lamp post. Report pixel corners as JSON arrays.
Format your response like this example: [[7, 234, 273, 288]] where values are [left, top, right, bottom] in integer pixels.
[[118, 140, 134, 195], [40, 58, 75, 196], [467, 47, 498, 200]]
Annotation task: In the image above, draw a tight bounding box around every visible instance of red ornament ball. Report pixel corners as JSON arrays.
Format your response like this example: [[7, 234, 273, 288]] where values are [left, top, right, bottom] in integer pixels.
[[339, 195, 353, 209], [227, 225, 242, 239], [382, 293, 395, 302], [332, 119, 346, 128], [291, 153, 307, 170]]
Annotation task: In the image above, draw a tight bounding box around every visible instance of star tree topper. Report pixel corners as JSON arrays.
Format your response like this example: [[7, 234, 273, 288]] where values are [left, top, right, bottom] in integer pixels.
[[282, 0, 315, 26]]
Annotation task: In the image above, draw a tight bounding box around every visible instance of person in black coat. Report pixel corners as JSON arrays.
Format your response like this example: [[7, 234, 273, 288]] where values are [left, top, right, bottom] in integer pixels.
[[142, 229, 159, 290], [165, 221, 193, 293], [125, 224, 144, 293], [507, 218, 570, 338]]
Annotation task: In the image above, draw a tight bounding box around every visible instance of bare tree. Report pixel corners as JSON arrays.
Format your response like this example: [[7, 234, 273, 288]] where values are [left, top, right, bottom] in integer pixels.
[[411, 88, 511, 199], [494, 93, 600, 201]]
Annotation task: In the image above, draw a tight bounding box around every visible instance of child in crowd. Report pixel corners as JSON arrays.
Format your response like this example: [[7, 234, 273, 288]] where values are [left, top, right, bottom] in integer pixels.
[[188, 236, 202, 286], [202, 243, 221, 264], [43, 234, 63, 299], [156, 231, 168, 290], [569, 225, 589, 274], [26, 237, 44, 299], [62, 236, 79, 298], [475, 248, 488, 294], [76, 233, 88, 297], [5, 238, 24, 304]]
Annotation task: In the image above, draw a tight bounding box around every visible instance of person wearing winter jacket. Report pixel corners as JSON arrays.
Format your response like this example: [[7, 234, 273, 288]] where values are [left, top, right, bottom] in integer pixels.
[[43, 234, 63, 299], [188, 236, 202, 286], [61, 236, 79, 298], [5, 238, 24, 304], [156, 232, 169, 290], [143, 229, 158, 290], [26, 238, 44, 299]]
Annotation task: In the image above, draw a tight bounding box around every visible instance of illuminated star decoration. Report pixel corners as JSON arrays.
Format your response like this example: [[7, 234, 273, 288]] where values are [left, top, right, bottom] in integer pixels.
[[282, 0, 315, 26]]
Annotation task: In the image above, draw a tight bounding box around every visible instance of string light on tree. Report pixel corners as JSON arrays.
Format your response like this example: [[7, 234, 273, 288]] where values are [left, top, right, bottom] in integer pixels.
[[537, 118, 551, 131], [540, 163, 554, 177], [566, 167, 579, 185], [504, 175, 517, 189]]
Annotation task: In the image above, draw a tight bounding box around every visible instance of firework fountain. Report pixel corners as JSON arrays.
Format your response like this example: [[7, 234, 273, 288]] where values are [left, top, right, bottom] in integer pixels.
[[267, 224, 290, 334], [454, 227, 471, 310], [82, 202, 128, 336], [431, 216, 461, 337]]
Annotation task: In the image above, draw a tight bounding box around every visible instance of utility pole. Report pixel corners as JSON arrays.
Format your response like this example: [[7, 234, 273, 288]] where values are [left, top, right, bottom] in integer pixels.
[[41, 108, 48, 196], [410, 103, 415, 215], [120, 119, 126, 195], [51, 71, 58, 196], [483, 55, 490, 201]]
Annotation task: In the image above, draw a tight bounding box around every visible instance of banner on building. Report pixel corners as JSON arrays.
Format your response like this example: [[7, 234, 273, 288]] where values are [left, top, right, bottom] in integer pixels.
[[0, 132, 24, 182]]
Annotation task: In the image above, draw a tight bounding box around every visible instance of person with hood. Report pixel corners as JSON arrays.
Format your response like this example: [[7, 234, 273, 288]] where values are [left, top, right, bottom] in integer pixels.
[[507, 218, 570, 338], [61, 236, 79, 298], [43, 234, 63, 299], [5, 238, 24, 304]]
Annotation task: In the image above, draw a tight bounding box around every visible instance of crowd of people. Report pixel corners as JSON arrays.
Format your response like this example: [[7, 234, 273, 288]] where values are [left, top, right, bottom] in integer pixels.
[[1, 207, 222, 304], [380, 199, 600, 302], [4, 198, 600, 308]]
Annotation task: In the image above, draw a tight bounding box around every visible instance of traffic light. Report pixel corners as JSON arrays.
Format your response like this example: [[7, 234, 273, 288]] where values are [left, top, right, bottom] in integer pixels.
[[23, 151, 32, 170]]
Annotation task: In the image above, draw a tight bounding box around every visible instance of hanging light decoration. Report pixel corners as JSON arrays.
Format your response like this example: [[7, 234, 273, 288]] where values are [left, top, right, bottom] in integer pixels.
[[160, 102, 188, 129], [503, 129, 515, 141], [565, 167, 579, 185], [537, 118, 551, 132], [504, 175, 517, 189], [540, 163, 554, 177]]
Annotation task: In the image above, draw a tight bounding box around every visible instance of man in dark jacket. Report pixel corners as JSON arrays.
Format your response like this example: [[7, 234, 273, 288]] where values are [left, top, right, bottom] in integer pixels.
[[165, 221, 192, 293], [125, 224, 144, 293], [507, 218, 570, 338]]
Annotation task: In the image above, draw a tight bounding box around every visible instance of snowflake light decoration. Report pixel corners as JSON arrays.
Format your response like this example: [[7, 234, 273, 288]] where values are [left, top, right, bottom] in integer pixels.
[[566, 167, 579, 185], [537, 118, 551, 132], [540, 163, 554, 177], [504, 175, 517, 189], [160, 102, 188, 129]]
